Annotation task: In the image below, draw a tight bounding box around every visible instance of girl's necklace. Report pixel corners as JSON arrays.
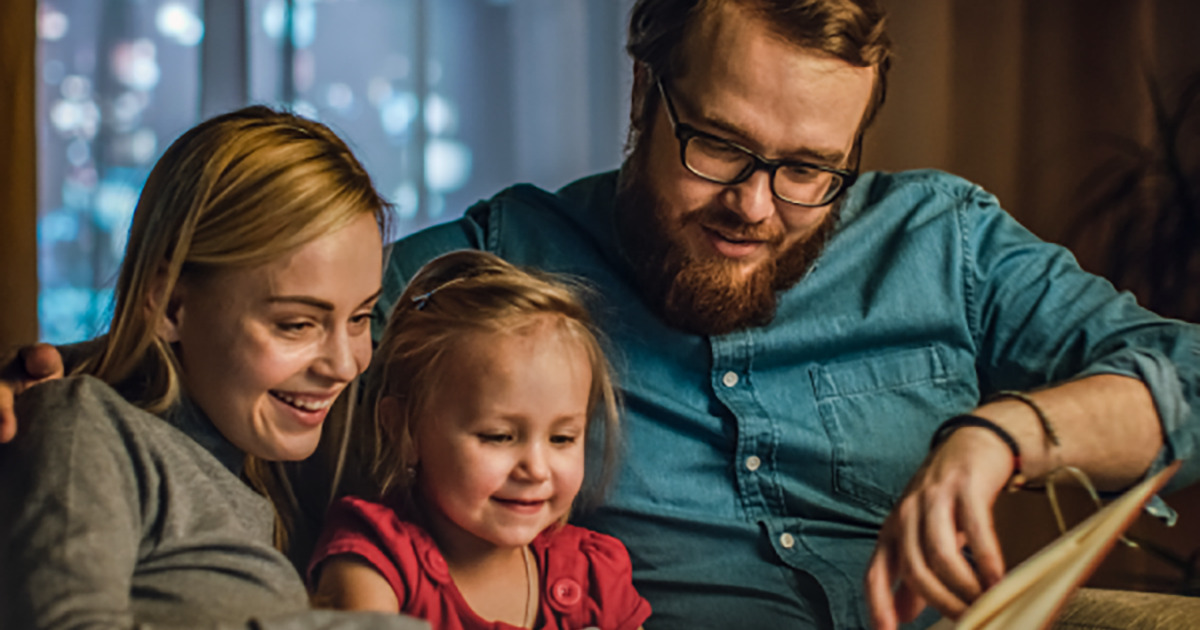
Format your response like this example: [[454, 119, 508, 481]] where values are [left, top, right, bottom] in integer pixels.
[[522, 545, 538, 628]]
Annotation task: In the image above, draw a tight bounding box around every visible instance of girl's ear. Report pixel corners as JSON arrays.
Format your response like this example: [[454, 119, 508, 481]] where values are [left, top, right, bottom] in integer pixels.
[[148, 266, 187, 343]]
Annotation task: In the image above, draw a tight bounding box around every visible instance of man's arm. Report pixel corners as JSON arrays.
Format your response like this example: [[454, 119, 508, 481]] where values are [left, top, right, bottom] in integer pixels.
[[865, 374, 1161, 629], [864, 186, 1200, 629], [0, 343, 65, 442]]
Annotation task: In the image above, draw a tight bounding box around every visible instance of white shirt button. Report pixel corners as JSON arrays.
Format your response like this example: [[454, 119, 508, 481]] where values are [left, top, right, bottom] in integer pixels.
[[721, 371, 739, 387], [745, 455, 761, 471], [780, 532, 795, 549]]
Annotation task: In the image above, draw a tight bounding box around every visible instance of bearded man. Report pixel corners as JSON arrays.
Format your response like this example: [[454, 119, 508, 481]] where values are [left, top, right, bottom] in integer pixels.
[[373, 1, 1200, 628]]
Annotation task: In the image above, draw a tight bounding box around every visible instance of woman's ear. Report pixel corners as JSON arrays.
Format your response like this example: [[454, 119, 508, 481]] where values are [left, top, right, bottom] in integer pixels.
[[147, 266, 187, 343]]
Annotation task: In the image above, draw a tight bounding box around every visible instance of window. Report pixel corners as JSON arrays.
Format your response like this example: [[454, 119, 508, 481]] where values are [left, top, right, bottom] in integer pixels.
[[37, 0, 632, 344]]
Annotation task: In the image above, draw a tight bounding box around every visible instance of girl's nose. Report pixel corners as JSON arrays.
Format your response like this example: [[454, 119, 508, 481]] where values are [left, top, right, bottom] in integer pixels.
[[516, 443, 550, 482]]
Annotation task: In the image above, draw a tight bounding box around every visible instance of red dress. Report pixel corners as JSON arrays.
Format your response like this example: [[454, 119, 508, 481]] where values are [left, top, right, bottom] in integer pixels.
[[309, 496, 652, 630]]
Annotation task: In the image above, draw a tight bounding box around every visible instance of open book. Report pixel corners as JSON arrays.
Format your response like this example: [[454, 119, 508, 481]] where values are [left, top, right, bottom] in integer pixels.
[[930, 460, 1182, 630]]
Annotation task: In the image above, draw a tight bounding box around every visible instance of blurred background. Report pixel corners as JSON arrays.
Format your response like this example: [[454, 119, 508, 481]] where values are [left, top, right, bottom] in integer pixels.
[[2, 0, 1198, 599]]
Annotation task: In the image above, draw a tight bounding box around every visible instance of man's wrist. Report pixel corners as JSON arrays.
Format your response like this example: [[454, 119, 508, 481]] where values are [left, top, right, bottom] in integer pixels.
[[931, 414, 1025, 490]]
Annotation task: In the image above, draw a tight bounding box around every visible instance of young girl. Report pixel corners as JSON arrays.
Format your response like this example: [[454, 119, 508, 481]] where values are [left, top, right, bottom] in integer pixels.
[[308, 250, 651, 630]]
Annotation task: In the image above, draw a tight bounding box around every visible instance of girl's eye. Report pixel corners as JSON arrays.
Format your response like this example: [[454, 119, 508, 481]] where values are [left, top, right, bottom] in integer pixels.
[[551, 434, 578, 445], [478, 433, 513, 444]]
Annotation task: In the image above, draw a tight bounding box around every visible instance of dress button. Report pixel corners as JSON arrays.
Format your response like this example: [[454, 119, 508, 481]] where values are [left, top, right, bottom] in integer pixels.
[[423, 548, 450, 582], [551, 578, 583, 607], [721, 371, 739, 387], [745, 455, 761, 471], [779, 532, 795, 549]]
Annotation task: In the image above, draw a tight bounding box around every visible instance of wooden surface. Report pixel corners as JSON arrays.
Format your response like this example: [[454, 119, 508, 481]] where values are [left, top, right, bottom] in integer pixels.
[[0, 0, 39, 346]]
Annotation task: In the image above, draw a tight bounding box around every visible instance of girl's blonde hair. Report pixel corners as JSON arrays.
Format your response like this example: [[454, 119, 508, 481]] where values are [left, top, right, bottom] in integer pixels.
[[74, 105, 389, 412], [361, 250, 622, 519]]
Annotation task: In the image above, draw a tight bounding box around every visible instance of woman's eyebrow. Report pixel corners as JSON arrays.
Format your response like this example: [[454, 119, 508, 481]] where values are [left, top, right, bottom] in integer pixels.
[[267, 295, 335, 311], [267, 288, 383, 311]]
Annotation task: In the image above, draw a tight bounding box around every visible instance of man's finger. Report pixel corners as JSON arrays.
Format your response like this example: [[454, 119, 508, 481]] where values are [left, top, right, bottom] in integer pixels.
[[0, 388, 17, 443], [893, 583, 928, 624], [897, 501, 969, 620], [19, 343, 65, 386], [961, 491, 1006, 588], [923, 494, 983, 603], [866, 545, 900, 630]]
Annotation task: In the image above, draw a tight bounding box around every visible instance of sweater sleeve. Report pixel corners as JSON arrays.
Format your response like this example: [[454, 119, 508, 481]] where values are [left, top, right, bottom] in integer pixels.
[[0, 377, 145, 628], [0, 378, 430, 630]]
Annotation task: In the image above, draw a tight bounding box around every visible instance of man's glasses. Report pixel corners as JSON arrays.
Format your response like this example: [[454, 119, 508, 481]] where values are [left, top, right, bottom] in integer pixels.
[[656, 79, 857, 208]]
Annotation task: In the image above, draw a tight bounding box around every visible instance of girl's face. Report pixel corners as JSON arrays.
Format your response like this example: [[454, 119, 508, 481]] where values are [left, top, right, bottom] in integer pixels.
[[166, 212, 383, 461], [411, 317, 591, 556]]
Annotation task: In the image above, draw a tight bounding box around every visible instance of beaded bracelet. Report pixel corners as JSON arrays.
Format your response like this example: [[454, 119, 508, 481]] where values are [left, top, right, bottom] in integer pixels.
[[930, 414, 1026, 490]]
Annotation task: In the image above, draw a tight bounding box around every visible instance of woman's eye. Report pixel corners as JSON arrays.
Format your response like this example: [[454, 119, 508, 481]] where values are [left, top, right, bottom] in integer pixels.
[[277, 321, 314, 334]]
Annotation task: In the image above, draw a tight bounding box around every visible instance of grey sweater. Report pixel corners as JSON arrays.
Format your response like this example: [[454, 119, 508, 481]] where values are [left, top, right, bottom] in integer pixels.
[[0, 375, 426, 630]]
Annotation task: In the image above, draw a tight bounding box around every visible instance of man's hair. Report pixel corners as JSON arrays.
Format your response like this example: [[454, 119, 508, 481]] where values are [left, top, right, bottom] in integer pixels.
[[625, 0, 892, 148], [361, 250, 623, 522], [76, 105, 390, 414]]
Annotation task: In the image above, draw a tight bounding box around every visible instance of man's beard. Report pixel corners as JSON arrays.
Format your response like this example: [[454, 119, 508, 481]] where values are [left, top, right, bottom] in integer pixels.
[[615, 161, 839, 336]]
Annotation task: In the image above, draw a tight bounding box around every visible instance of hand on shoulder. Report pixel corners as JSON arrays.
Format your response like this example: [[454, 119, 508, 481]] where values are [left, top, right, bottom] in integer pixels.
[[0, 343, 65, 442]]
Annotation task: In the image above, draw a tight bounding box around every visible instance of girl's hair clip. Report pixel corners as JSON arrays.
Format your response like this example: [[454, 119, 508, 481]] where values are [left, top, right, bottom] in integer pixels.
[[411, 291, 435, 311], [410, 276, 469, 311]]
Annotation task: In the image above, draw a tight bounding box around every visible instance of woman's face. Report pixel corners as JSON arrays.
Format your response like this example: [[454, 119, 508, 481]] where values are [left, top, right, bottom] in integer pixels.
[[166, 212, 383, 461]]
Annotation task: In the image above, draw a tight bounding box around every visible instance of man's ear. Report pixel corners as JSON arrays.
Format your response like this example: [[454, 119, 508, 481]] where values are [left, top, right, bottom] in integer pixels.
[[630, 61, 653, 134], [147, 267, 187, 343]]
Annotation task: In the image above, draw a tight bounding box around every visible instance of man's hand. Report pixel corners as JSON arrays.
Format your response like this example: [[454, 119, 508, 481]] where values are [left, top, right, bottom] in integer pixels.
[[865, 427, 1015, 630], [0, 343, 65, 442]]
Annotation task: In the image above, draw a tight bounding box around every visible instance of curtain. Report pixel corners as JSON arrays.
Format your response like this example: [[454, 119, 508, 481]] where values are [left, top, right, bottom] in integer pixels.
[[0, 0, 38, 345], [870, 0, 1200, 249]]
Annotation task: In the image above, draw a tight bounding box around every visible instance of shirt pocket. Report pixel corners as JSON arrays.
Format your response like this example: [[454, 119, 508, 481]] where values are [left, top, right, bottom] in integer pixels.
[[811, 345, 969, 516]]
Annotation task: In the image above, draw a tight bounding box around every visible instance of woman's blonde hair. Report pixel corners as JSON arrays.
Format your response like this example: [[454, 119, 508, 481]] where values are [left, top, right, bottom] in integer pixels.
[[74, 105, 389, 413], [361, 250, 622, 520]]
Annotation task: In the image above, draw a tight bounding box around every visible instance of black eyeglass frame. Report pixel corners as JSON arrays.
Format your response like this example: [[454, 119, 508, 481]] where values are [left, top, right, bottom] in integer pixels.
[[656, 79, 859, 208]]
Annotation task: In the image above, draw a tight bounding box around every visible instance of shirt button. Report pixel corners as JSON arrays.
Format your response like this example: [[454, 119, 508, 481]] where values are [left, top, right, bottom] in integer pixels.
[[779, 532, 795, 549], [722, 371, 739, 387], [745, 455, 761, 471]]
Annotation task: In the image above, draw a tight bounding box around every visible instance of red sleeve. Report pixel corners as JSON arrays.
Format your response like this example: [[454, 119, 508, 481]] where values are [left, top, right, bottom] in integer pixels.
[[545, 526, 652, 630], [306, 495, 418, 605]]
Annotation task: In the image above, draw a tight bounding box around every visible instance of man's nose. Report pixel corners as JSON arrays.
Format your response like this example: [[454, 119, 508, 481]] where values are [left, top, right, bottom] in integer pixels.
[[722, 168, 776, 225]]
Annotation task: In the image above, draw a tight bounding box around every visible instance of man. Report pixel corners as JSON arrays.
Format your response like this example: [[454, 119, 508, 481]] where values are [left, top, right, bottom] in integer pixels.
[[5, 1, 1199, 629]]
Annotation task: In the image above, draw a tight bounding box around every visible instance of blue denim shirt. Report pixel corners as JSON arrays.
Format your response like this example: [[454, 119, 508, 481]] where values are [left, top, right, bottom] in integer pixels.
[[379, 170, 1200, 630]]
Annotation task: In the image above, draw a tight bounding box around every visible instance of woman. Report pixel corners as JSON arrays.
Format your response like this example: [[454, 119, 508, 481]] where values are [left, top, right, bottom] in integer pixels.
[[0, 107, 422, 629]]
